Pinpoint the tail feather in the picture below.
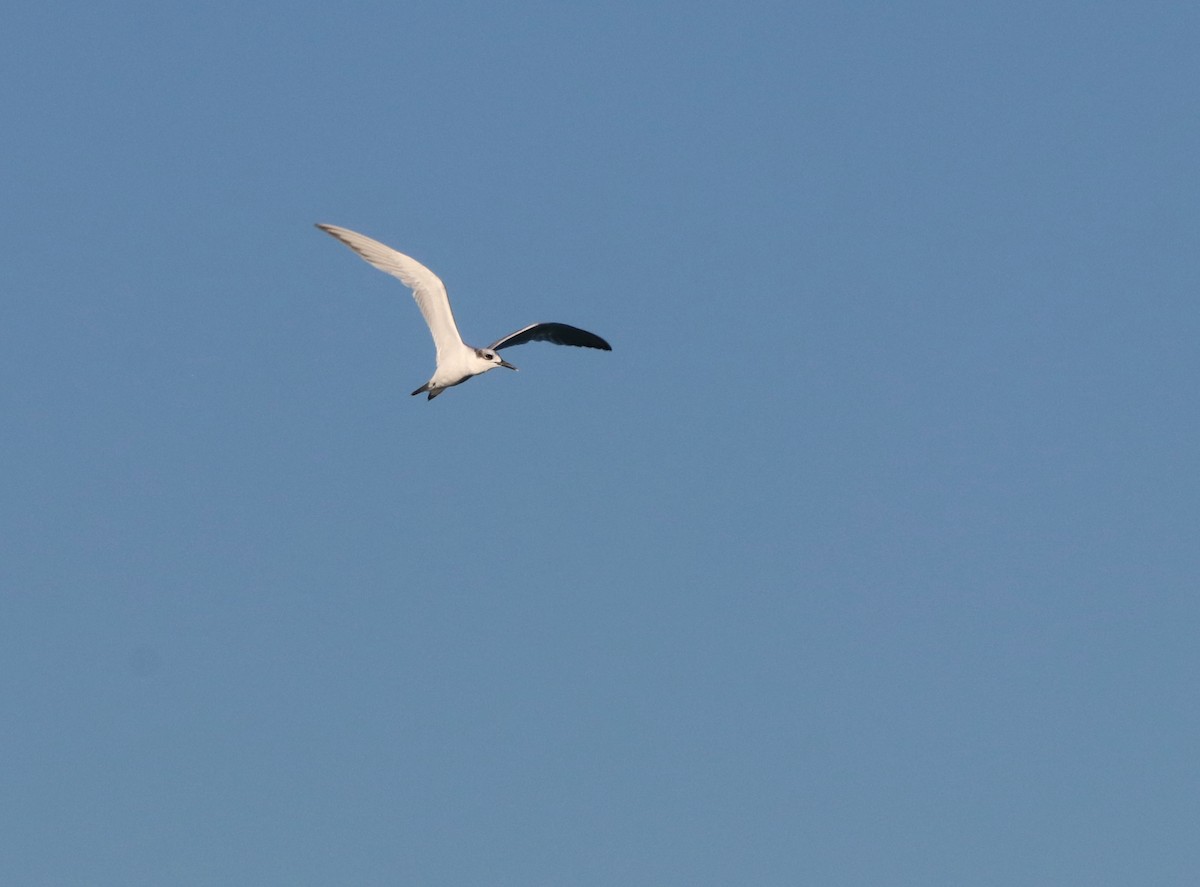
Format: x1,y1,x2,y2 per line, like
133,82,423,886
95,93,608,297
411,381,441,400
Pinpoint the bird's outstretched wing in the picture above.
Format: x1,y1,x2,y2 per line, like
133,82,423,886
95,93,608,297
316,224,465,358
489,322,612,352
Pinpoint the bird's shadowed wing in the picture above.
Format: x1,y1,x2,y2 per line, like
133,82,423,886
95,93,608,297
316,224,465,357
489,322,612,351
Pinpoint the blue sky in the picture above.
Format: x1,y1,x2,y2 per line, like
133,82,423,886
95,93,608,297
3,2,1198,884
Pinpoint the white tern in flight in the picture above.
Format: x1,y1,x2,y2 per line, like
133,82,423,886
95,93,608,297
316,224,611,400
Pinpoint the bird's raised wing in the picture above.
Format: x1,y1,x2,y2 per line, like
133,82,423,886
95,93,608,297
489,322,612,352
316,224,465,357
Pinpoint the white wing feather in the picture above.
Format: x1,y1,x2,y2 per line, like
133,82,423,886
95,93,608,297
316,224,465,358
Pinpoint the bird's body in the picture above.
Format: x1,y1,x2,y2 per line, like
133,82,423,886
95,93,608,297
316,224,611,399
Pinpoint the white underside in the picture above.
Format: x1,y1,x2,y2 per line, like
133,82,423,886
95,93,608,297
428,343,496,391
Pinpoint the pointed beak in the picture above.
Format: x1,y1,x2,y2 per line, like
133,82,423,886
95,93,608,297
499,358,518,370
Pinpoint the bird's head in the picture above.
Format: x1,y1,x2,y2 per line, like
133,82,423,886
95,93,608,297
473,348,518,374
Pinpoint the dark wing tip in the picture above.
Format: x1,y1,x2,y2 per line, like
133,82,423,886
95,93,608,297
559,326,611,350
584,331,613,351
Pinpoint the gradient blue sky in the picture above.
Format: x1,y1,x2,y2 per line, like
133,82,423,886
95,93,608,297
3,2,1198,884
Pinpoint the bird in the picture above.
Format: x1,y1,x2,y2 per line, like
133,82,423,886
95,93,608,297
316,224,612,400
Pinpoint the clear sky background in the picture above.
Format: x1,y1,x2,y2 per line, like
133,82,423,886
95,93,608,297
3,2,1198,884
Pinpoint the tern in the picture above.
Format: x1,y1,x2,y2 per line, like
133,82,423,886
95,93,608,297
316,223,612,400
